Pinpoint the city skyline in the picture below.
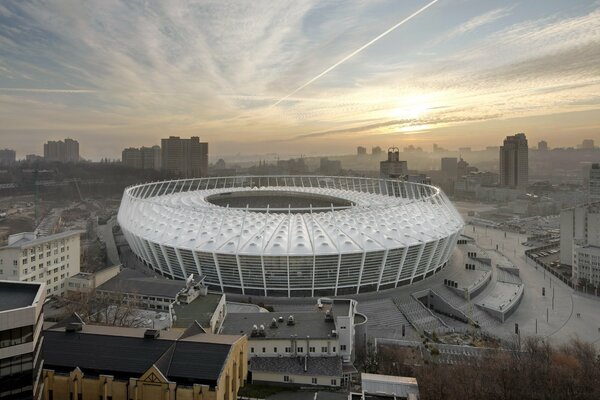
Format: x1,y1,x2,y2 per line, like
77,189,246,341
0,0,599,160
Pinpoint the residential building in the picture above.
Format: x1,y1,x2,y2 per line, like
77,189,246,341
561,201,600,286
380,148,407,179
0,149,16,166
538,140,548,151
42,325,247,400
161,136,208,177
581,139,595,150
589,163,600,202
43,139,79,163
357,146,367,156
121,147,142,169
219,299,366,387
0,231,82,296
499,133,528,190
372,146,383,155
319,158,342,176
441,157,458,180
0,280,46,400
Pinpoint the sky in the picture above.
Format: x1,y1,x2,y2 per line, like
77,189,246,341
0,0,599,160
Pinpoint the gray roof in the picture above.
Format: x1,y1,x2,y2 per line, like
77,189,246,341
2,230,84,249
220,312,336,339
172,293,223,329
251,356,342,377
0,281,42,312
97,268,185,298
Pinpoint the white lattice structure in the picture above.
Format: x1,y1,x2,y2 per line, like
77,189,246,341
117,176,464,297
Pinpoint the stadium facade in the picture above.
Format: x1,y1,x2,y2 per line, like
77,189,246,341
118,176,464,297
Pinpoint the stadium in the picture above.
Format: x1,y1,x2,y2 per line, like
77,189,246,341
117,176,464,297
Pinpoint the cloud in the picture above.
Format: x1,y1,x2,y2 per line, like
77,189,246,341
434,6,513,45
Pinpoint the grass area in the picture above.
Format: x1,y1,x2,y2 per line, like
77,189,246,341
238,384,296,399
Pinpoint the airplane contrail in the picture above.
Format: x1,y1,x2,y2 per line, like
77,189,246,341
272,0,440,107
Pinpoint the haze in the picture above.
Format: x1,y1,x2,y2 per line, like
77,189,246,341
0,0,599,160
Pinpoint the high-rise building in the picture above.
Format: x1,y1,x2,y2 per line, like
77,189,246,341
561,202,600,285
141,145,161,171
122,145,161,170
0,149,16,166
121,147,142,169
380,147,407,179
372,146,382,156
538,140,548,151
357,146,367,155
581,139,595,150
499,133,528,190
161,136,208,177
43,139,79,162
589,163,600,202
0,280,46,400
441,157,458,180
0,230,82,296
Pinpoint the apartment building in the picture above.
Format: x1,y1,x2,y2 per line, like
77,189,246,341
161,136,208,177
0,231,82,296
0,281,46,400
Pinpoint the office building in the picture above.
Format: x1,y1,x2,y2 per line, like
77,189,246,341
589,164,600,202
0,280,45,400
42,325,247,400
0,231,82,296
357,146,367,156
499,133,528,190
380,147,407,179
441,157,458,180
220,299,365,387
161,136,208,177
372,146,383,156
43,139,79,163
0,149,16,166
538,140,548,151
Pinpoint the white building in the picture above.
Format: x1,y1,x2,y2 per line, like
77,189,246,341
0,280,46,400
0,231,82,296
219,299,366,387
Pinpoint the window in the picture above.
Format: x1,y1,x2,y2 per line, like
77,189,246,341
274,347,278,353
332,346,336,353
340,345,347,351
321,346,327,353
309,346,315,353
331,379,337,386
13,260,17,266
250,347,254,353
285,347,291,353
283,376,290,382
0,325,34,348
297,347,303,353
262,347,266,353
312,378,318,385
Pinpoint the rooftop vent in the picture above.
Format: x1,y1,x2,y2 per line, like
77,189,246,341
287,315,295,326
270,318,278,329
278,316,284,323
331,330,337,337
144,329,160,339
325,310,334,322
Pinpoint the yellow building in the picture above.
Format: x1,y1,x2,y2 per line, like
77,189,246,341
41,324,247,400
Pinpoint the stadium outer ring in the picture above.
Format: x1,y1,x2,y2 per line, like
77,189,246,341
117,176,464,297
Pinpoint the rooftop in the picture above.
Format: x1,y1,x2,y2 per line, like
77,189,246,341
97,268,185,298
172,292,223,329
251,356,342,377
0,281,43,312
2,230,84,249
220,311,336,339
43,325,241,386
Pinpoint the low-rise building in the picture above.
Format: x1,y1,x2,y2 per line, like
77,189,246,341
0,231,82,296
219,299,365,387
0,280,46,400
42,325,247,400
66,264,121,294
